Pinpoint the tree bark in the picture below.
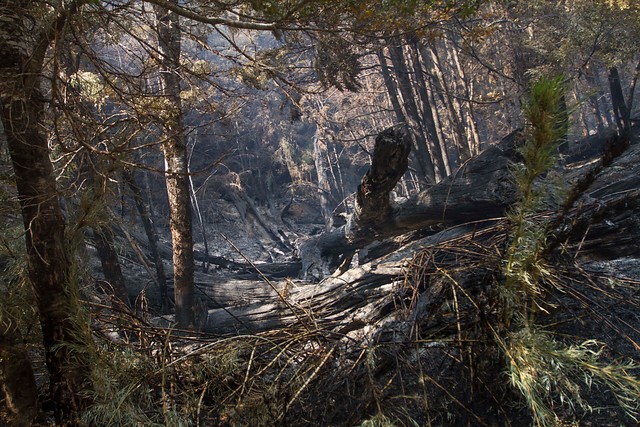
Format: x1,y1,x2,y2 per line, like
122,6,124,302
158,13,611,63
386,41,437,182
609,66,630,136
313,132,334,231
1,64,91,427
378,49,408,125
0,322,38,427
155,1,195,328
0,2,92,424
406,36,449,176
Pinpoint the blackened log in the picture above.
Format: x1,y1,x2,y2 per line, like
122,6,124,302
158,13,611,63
299,129,522,280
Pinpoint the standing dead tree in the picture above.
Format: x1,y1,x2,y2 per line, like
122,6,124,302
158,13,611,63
298,127,521,280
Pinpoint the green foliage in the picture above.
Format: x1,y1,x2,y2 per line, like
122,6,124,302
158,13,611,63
509,0,640,73
359,412,397,427
70,71,107,106
81,344,166,426
502,75,567,328
505,328,640,427
0,224,38,340
498,75,640,425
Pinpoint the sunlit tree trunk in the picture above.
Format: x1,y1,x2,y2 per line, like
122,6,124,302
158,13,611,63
377,49,406,125
154,1,195,328
444,33,481,156
406,37,449,176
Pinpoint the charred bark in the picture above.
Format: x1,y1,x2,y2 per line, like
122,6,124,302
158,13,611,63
182,127,640,354
123,169,169,311
0,322,38,427
608,67,631,136
299,129,521,280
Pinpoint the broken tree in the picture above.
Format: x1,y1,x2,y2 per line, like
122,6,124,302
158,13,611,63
298,126,520,280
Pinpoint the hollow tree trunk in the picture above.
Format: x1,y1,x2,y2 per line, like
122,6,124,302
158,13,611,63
0,3,92,424
155,1,195,328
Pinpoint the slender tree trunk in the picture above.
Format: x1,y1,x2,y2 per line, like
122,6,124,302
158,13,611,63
445,33,481,155
406,37,449,176
123,168,170,313
187,134,210,272
0,3,92,423
386,41,437,182
377,49,406,124
608,66,630,136
425,39,473,162
92,227,130,307
585,72,607,132
313,130,334,231
626,59,640,119
155,1,195,328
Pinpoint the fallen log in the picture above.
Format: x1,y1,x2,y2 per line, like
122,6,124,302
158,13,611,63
298,128,522,280
146,125,640,426
151,125,640,338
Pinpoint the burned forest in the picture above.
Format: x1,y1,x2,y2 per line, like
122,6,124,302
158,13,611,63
1,1,640,426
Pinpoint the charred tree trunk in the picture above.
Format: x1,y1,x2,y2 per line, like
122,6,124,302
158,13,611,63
608,66,630,136
92,227,131,308
299,126,412,278
123,169,169,311
299,129,521,280
0,322,38,427
155,1,195,328
387,41,437,182
0,3,92,424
